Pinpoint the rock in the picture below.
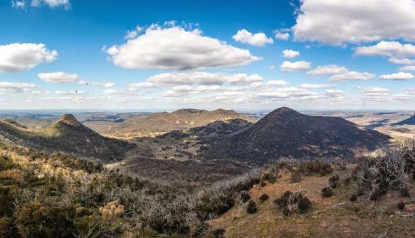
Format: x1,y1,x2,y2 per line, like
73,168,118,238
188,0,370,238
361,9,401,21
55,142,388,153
404,204,415,212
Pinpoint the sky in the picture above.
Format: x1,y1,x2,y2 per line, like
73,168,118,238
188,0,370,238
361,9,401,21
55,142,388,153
1,0,415,111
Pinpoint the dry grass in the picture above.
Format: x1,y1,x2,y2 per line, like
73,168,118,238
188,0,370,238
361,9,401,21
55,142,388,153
209,167,415,238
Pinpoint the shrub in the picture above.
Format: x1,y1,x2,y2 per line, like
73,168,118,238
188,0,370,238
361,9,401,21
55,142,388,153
349,194,357,202
299,160,332,176
75,207,93,217
297,195,312,213
16,203,77,238
0,155,14,171
262,172,277,183
0,217,17,238
210,228,225,238
240,191,250,203
290,169,302,183
370,190,383,201
246,201,257,214
357,147,415,201
274,191,311,216
259,193,269,202
0,186,17,216
195,192,235,221
274,191,292,209
343,177,351,185
329,175,340,188
398,201,405,210
322,186,333,198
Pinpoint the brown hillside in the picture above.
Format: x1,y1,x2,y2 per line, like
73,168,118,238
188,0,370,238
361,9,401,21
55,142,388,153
91,108,256,137
0,114,133,161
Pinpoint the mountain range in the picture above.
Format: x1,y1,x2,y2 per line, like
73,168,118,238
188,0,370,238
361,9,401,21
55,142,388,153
84,108,256,137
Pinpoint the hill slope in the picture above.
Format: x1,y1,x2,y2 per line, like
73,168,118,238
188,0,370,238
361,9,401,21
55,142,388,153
395,113,415,125
160,118,253,141
85,108,256,137
0,114,132,161
205,107,390,163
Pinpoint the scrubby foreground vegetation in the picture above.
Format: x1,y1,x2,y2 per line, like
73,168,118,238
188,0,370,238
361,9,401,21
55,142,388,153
3,141,415,237
0,143,262,238
209,145,415,237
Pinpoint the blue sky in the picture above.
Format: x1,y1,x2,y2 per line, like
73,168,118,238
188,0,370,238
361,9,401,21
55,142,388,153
1,0,415,111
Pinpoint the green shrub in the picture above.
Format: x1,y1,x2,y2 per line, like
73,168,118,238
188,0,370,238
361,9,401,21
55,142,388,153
322,186,333,198
329,175,340,188
274,191,311,216
299,160,332,176
262,172,277,183
246,201,257,214
290,169,302,183
0,186,18,216
259,193,269,202
210,228,225,238
398,201,405,210
16,203,76,238
0,217,18,238
0,155,14,171
240,191,250,203
195,193,235,221
273,191,292,209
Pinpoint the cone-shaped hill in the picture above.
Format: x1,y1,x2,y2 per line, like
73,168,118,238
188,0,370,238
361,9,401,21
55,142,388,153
0,114,132,161
205,107,390,164
395,113,415,126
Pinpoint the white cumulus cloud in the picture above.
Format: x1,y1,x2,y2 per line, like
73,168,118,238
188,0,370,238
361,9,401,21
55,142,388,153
388,58,415,65
38,72,80,83
232,29,273,46
146,72,263,86
0,82,39,94
400,65,415,71
41,0,70,9
301,84,336,89
379,72,414,80
13,0,71,9
0,43,57,72
274,29,290,40
355,41,415,58
280,61,311,72
107,23,260,70
282,49,300,58
11,1,25,8
293,0,415,45
91,82,115,88
125,26,143,39
55,90,84,95
328,71,375,81
307,65,348,75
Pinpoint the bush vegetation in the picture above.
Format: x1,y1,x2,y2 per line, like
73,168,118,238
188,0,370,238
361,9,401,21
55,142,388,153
259,193,269,203
240,190,250,203
354,146,415,201
246,201,257,214
321,186,333,198
273,191,312,216
0,143,262,237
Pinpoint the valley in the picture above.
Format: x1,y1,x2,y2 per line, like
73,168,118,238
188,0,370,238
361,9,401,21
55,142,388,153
1,108,410,186
1,107,415,237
